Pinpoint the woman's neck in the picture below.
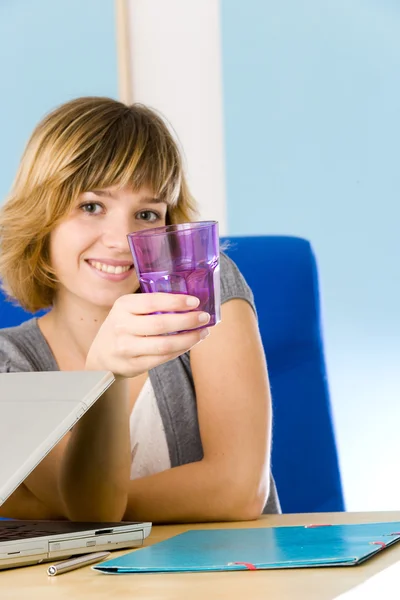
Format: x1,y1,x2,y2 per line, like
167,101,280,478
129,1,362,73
38,294,111,370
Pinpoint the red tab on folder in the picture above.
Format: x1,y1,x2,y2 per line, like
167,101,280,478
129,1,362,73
231,561,257,570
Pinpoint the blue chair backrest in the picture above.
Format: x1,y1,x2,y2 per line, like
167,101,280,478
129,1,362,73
221,235,345,513
0,235,345,513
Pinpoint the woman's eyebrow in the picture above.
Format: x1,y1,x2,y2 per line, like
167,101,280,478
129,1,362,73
139,196,167,205
87,189,113,197
86,190,167,204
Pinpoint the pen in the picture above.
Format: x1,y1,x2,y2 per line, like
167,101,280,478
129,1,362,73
47,551,111,576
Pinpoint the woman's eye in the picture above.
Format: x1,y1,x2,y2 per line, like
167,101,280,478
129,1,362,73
136,210,160,223
79,202,103,215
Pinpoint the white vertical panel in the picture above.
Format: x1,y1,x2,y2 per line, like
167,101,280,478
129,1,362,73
115,0,132,104
126,0,227,232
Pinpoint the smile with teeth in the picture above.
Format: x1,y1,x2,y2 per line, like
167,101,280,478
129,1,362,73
87,260,132,274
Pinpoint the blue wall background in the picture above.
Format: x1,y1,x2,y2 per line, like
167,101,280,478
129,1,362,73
0,0,118,202
221,0,400,510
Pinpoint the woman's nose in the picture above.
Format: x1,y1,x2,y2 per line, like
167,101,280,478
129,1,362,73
102,219,132,252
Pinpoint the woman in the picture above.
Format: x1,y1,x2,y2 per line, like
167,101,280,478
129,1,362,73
0,97,279,523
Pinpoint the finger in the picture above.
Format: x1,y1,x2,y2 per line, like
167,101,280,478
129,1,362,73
117,292,200,315
119,328,210,359
125,310,211,336
141,328,210,357
127,334,209,372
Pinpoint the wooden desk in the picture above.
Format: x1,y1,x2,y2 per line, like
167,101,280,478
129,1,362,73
1,511,400,600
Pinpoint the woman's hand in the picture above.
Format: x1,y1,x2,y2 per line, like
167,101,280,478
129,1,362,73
85,293,210,377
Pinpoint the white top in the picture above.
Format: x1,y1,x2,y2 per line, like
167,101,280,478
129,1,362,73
129,377,171,480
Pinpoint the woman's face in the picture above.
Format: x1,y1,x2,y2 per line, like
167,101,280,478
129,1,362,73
49,185,168,310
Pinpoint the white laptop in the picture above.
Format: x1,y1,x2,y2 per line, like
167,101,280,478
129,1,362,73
0,371,151,570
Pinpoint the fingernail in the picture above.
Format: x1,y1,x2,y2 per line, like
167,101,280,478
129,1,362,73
198,312,210,324
186,296,200,307
200,328,210,340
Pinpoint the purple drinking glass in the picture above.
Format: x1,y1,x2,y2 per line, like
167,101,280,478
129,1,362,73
127,221,220,327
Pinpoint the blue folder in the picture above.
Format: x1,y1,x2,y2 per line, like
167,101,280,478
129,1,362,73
93,522,400,574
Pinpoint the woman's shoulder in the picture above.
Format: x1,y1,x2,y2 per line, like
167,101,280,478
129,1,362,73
0,319,55,372
219,251,255,309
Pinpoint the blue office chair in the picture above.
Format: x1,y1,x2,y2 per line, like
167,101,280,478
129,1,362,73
0,235,345,513
221,235,345,513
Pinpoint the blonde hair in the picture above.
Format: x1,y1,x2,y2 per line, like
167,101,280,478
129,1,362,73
0,97,198,312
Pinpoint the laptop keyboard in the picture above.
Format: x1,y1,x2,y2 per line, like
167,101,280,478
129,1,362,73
0,520,136,543
0,524,56,542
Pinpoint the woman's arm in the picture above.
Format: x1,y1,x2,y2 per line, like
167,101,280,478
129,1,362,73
59,378,131,521
20,380,131,522
124,298,272,523
18,292,209,521
0,482,62,520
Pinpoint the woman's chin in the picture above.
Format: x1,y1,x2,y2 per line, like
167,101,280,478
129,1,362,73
88,287,139,309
